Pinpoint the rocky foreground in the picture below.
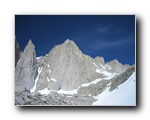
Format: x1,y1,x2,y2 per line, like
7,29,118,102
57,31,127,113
15,91,96,106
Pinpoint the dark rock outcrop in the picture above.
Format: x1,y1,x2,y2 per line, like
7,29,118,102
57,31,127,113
15,39,22,66
109,65,135,91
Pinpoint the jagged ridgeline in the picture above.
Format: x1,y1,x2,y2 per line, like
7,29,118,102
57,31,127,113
15,39,135,105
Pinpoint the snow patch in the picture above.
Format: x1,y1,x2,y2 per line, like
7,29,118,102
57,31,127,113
36,56,42,60
58,89,78,95
96,68,101,73
81,78,102,87
100,64,105,69
57,78,103,95
93,62,99,68
93,62,114,78
50,78,57,82
103,74,116,80
106,64,112,70
101,70,114,77
47,77,50,82
30,67,43,93
38,67,43,73
37,87,50,95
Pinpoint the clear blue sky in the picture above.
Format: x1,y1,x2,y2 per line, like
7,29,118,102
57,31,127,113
15,15,135,65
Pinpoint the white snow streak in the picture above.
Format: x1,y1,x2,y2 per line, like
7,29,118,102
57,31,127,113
30,67,43,93
81,78,102,87
57,78,103,95
50,78,57,82
47,77,50,82
93,62,99,68
58,89,78,95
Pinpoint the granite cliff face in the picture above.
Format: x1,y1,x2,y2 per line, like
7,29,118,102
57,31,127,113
15,39,132,92
36,40,102,91
15,40,38,92
33,39,129,91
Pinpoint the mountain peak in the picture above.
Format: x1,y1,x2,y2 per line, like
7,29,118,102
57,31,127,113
63,39,76,46
15,38,38,92
27,39,34,46
24,39,35,52
61,39,81,53
64,39,72,44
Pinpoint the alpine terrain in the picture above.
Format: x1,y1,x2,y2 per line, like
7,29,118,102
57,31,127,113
15,39,136,106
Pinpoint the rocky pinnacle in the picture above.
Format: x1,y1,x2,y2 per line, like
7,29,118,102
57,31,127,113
15,39,38,92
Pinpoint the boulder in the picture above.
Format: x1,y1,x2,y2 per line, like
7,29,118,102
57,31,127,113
15,96,24,105
47,79,60,90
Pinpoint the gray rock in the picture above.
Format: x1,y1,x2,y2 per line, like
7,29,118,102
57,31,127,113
36,74,48,90
15,39,38,92
106,59,128,73
15,38,22,66
76,80,109,97
15,96,24,105
47,79,60,90
37,39,103,90
32,39,131,91
94,56,105,66
109,65,135,91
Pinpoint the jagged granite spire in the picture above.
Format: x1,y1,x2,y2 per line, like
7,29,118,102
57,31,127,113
15,39,38,92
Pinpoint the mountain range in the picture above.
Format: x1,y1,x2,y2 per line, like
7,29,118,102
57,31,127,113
15,39,135,106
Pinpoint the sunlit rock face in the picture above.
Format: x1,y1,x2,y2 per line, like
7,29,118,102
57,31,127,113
34,39,130,91
15,40,38,92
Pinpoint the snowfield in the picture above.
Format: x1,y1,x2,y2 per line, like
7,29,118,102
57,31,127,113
93,72,136,106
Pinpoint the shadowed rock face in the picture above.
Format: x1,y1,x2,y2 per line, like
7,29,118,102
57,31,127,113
15,40,38,92
109,65,135,92
15,39,22,66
